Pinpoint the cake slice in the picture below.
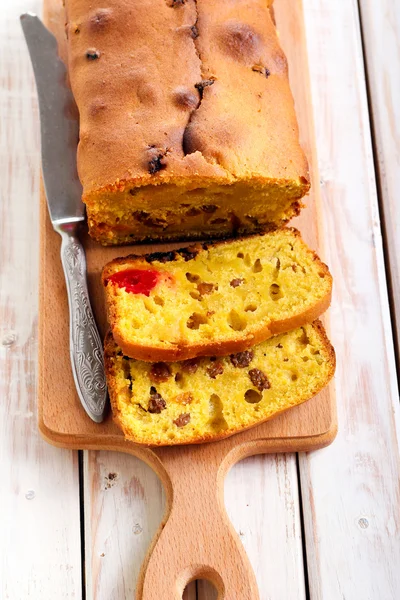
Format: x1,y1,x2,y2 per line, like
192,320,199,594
102,228,332,362
105,321,335,446
65,0,309,245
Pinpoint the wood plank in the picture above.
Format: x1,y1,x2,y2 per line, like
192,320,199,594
83,451,165,599
358,0,400,355
197,455,306,600
0,1,82,597
226,455,306,600
83,453,200,599
299,1,400,598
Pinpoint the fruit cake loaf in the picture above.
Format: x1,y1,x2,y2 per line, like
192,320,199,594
105,321,335,446
65,0,310,245
102,228,332,361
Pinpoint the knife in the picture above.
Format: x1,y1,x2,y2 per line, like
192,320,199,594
21,13,107,423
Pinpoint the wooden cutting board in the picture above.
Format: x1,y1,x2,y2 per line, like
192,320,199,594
39,1,336,598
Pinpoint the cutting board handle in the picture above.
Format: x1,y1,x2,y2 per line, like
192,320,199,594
137,445,259,600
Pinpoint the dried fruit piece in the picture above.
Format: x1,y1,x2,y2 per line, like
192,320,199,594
126,373,133,391
207,361,224,379
210,218,227,225
252,64,271,78
86,48,100,60
173,413,191,427
230,350,254,368
150,362,172,383
182,358,200,374
106,268,160,296
186,207,202,217
148,388,167,413
248,368,271,391
133,211,165,228
201,205,218,213
195,79,215,99
175,392,193,405
230,278,244,288
181,249,198,262
148,154,167,174
197,282,216,295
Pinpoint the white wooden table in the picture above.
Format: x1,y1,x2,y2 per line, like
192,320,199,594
1,1,400,598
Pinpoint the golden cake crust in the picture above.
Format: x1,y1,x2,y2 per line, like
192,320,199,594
66,0,308,191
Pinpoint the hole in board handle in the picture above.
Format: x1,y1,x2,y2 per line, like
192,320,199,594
183,579,218,599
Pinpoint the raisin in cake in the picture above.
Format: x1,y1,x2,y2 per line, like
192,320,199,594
65,0,310,244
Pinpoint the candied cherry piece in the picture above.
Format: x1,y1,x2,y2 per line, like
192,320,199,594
108,269,161,296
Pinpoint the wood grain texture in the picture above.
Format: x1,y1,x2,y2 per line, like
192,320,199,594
358,0,400,355
83,452,165,599
196,581,218,600
84,457,198,599
183,583,198,600
0,1,82,598
299,1,400,598
224,454,306,600
84,451,196,596
83,443,307,599
197,454,307,600
38,0,335,598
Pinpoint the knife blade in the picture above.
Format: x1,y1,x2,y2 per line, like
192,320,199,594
21,13,107,423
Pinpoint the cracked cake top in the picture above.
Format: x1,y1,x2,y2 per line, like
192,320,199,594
65,0,308,195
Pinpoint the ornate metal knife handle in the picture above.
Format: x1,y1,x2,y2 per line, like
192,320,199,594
55,221,107,422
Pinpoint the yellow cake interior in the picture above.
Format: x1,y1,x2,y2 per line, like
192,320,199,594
88,179,306,245
106,322,335,445
104,229,331,356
